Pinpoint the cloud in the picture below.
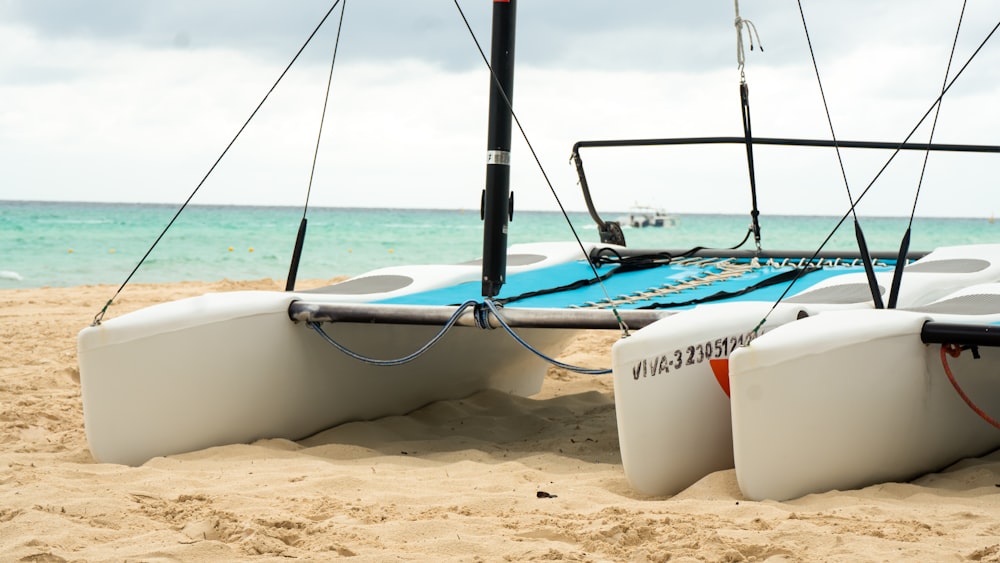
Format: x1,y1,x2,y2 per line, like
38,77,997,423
0,1,749,71
2,1,999,217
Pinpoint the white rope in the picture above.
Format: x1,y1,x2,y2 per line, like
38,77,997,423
734,0,763,80
573,259,762,309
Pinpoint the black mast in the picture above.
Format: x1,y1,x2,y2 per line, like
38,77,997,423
481,0,517,297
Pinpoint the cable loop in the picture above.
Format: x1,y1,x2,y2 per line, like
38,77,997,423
483,299,611,375
307,298,611,375
307,299,478,367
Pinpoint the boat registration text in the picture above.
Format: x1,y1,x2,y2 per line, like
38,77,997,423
630,330,760,381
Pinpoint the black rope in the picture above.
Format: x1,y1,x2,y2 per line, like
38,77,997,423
796,0,883,310
739,82,763,254
493,259,821,312
492,251,819,310
286,0,349,292
727,227,754,252
492,268,619,307
492,251,676,306
93,1,344,325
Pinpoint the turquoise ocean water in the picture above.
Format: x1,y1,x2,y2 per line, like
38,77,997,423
2,200,997,289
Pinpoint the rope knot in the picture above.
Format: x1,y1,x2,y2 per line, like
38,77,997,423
942,343,964,358
734,0,763,78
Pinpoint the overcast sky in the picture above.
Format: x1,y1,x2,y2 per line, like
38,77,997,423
2,1,999,216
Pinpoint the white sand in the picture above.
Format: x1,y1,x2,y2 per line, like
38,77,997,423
3,279,1000,561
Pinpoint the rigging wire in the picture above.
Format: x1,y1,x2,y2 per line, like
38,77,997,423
795,2,854,220
832,19,999,229
909,2,966,223
305,0,347,220
749,13,999,333
734,0,764,255
92,1,344,325
886,0,966,308
286,0,349,291
451,0,631,338
739,83,763,255
796,0,884,310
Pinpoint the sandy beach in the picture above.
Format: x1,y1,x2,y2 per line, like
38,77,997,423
3,279,1000,561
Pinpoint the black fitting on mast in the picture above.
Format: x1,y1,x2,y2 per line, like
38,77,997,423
740,82,762,254
481,0,516,298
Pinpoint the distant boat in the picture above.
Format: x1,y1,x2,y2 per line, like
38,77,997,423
620,205,678,228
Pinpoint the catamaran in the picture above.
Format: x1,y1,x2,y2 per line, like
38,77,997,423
79,0,1000,508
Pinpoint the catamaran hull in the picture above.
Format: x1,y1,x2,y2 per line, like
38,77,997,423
612,302,806,496
611,244,1000,497
78,291,575,466
730,307,1000,501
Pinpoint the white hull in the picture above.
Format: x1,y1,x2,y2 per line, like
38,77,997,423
612,301,804,496
78,242,591,465
730,302,1000,501
79,291,578,466
612,244,1000,496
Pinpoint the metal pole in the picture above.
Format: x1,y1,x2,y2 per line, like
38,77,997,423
481,0,516,297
